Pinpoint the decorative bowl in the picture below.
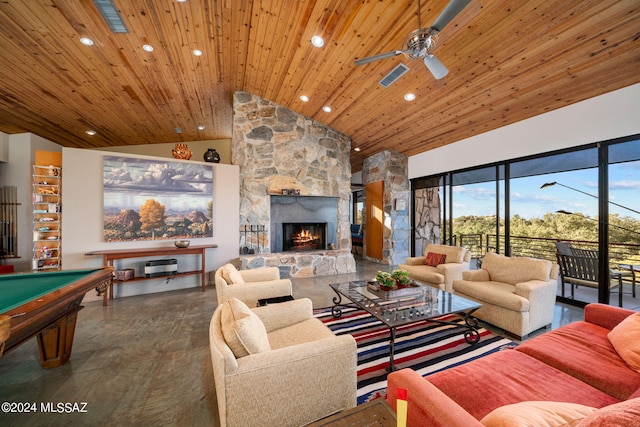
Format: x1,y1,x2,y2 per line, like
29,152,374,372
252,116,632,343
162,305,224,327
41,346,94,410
174,240,190,248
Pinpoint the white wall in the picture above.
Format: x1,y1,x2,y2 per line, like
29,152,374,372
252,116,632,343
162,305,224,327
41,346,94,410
62,147,239,302
408,83,640,179
97,139,232,165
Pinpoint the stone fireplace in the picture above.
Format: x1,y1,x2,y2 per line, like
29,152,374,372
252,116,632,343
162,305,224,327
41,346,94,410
232,91,356,278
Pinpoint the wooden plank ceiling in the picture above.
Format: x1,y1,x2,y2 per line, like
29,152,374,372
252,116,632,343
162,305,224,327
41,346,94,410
0,0,638,172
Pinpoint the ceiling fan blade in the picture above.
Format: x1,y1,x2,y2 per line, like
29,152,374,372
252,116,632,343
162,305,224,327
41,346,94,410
424,54,449,79
430,0,471,32
354,50,404,66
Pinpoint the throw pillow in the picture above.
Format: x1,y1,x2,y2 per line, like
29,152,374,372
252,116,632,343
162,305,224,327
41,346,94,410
425,244,465,263
608,312,640,373
577,397,640,426
225,264,245,284
480,401,597,427
220,297,271,358
424,252,446,267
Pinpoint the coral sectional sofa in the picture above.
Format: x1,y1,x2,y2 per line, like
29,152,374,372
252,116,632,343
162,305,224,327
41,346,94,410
386,303,640,426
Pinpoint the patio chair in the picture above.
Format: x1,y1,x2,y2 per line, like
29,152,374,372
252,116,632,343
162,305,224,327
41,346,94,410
556,244,635,298
554,241,573,255
556,253,623,307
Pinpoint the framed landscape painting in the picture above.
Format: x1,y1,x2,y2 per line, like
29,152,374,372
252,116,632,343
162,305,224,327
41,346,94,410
102,156,213,242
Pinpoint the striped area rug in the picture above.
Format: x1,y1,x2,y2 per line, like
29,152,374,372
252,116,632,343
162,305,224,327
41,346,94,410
314,306,516,405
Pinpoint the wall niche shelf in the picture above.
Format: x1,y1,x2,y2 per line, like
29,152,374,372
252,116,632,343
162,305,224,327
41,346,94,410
32,165,62,271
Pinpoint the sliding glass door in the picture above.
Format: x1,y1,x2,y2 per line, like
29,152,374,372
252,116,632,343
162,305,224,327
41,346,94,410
410,134,640,308
607,139,640,306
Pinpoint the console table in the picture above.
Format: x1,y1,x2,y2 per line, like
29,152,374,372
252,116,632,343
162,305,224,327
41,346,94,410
85,244,217,306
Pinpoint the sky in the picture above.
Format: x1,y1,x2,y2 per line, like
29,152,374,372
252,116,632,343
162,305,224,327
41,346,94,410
451,160,640,221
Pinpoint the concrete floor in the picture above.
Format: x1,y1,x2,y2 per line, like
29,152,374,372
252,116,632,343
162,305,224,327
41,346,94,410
0,258,586,427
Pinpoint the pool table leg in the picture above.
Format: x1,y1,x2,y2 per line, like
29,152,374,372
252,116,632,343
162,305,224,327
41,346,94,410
36,306,82,369
0,315,9,357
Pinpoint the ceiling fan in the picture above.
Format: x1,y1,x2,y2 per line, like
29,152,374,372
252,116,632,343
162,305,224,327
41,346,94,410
354,0,471,80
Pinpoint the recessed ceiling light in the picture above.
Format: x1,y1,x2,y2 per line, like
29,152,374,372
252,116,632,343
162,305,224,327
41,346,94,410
404,93,416,101
311,36,324,48
192,49,203,56
79,37,94,46
85,130,96,136
198,125,205,130
142,44,154,52
300,95,309,102
322,106,332,113
176,0,187,2
354,147,361,152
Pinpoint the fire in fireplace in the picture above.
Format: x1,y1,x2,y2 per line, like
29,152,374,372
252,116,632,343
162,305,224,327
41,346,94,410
282,222,327,252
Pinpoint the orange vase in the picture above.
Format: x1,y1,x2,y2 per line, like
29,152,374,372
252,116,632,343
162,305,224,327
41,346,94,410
172,143,192,160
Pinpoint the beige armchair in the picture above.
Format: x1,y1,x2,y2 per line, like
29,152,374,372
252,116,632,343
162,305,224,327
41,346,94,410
214,264,292,307
399,244,471,293
452,252,559,339
209,297,357,427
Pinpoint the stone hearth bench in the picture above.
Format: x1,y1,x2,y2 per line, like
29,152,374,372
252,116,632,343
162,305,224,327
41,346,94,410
239,249,356,278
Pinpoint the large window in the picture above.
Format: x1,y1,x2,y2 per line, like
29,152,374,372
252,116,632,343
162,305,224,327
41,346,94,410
351,190,364,224
410,134,640,308
450,166,504,262
607,139,640,305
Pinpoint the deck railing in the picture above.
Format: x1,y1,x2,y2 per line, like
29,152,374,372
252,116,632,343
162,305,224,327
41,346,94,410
457,233,640,267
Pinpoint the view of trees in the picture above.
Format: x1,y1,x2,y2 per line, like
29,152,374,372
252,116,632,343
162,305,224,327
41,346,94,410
452,212,640,264
453,213,640,245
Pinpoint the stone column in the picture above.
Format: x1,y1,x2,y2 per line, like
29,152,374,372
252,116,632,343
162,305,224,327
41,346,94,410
414,187,441,256
361,150,410,265
231,91,356,276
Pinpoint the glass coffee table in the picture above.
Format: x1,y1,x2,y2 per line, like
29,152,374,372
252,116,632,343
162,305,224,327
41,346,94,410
329,280,483,371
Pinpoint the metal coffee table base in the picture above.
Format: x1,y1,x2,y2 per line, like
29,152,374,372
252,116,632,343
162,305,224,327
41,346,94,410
330,287,481,372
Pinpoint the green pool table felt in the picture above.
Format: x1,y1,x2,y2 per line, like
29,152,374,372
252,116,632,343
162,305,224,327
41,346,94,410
0,269,102,313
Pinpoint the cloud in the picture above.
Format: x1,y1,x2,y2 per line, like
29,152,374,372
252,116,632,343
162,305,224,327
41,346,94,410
610,180,640,191
452,186,496,200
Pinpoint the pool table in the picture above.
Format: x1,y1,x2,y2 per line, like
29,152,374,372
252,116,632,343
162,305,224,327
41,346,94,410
0,267,112,368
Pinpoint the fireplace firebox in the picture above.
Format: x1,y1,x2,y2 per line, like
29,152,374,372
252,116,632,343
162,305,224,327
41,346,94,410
282,222,327,252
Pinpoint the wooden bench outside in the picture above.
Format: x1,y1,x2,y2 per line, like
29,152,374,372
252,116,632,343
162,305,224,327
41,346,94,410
556,253,623,307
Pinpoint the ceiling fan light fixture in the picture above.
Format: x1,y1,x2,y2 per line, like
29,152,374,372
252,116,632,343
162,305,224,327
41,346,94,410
424,54,449,79
403,29,437,60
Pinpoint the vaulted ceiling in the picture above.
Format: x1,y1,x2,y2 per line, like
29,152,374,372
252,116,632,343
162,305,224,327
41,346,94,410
1,0,638,172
